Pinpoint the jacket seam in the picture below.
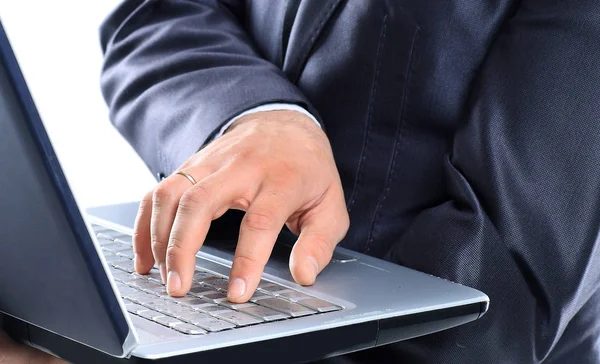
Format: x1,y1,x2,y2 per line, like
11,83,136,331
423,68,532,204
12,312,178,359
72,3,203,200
347,13,388,213
364,24,420,253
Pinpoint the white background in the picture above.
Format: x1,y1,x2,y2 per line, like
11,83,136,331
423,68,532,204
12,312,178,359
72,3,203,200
0,1,156,207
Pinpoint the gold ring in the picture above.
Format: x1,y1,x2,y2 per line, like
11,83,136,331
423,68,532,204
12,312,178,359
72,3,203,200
175,170,197,185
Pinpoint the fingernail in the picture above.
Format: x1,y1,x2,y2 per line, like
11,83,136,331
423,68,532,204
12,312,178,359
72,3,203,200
307,256,319,279
228,278,246,299
159,264,166,284
167,270,182,292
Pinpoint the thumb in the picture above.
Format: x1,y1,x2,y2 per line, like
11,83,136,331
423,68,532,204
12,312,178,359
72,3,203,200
289,191,349,286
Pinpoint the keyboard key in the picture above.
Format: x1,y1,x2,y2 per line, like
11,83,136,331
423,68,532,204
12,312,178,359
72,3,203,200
178,311,211,323
169,296,200,306
172,323,207,335
217,301,257,310
211,309,263,326
141,269,163,284
124,291,149,304
258,285,289,294
137,310,164,321
117,250,135,259
105,253,130,263
96,237,115,246
116,285,137,297
114,236,133,245
97,230,128,240
154,316,183,328
164,305,195,319
102,251,117,258
249,292,272,302
115,260,135,273
134,280,164,292
255,298,316,317
111,270,133,282
189,284,216,297
193,271,217,281
276,290,312,302
125,302,148,314
111,245,133,254
122,276,147,287
195,304,226,313
92,225,111,233
180,297,214,311
105,254,126,263
203,278,229,291
201,275,225,283
295,298,342,313
129,292,158,305
257,280,277,289
202,292,228,302
239,305,290,321
143,300,171,315
148,286,170,298
186,314,235,332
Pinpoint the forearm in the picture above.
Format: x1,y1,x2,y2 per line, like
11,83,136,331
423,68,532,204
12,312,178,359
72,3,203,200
100,0,317,177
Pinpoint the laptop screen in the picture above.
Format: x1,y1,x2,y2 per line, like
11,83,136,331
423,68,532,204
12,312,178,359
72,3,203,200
0,20,133,357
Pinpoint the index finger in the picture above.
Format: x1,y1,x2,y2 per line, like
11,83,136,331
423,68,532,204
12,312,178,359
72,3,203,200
227,188,297,303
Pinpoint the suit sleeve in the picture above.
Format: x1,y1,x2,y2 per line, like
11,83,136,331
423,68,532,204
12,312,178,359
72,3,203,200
383,1,600,362
100,0,317,177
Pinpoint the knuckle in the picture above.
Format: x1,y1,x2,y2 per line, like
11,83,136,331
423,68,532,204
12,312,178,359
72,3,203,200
153,184,175,205
233,148,255,163
150,233,168,251
166,236,195,261
233,254,266,271
165,243,184,261
141,190,153,205
243,209,277,232
178,186,209,213
273,159,296,177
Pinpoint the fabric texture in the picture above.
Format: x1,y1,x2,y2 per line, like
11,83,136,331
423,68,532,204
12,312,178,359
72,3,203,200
100,0,600,362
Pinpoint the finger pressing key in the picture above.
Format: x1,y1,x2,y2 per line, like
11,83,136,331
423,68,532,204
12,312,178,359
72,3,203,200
228,188,297,303
166,170,258,297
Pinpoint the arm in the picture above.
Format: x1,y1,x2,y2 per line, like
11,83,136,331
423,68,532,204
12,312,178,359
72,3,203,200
386,0,600,361
100,1,348,302
100,0,318,177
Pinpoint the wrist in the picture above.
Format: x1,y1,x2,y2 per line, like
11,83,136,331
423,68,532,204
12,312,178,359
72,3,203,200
225,110,321,134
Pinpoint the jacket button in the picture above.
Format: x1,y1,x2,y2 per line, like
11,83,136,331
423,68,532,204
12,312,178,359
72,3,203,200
157,172,166,181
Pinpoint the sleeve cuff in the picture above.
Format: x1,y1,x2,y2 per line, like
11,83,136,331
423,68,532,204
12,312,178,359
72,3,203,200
213,103,321,140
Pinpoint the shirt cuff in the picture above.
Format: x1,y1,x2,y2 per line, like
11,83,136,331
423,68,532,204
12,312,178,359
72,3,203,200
214,103,321,139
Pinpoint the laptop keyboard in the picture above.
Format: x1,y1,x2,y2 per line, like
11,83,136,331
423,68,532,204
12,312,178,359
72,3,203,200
92,224,342,335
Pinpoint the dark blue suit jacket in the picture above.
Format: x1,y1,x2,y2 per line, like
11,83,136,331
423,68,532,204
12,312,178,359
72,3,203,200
100,1,600,362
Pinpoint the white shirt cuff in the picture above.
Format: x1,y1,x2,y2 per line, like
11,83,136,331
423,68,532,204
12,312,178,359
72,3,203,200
215,103,321,139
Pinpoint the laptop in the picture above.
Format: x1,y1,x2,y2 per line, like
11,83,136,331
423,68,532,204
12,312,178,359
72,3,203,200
0,20,489,363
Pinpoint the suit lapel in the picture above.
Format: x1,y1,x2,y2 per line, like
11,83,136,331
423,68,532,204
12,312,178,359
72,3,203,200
282,0,344,83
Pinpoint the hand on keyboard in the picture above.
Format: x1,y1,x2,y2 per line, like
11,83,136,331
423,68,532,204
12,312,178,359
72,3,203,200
132,110,350,302
0,330,65,364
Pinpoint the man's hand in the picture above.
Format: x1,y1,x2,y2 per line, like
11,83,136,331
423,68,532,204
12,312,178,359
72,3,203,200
0,330,65,364
133,110,349,303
